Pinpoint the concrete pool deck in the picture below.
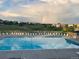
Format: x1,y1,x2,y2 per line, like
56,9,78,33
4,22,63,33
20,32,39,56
0,49,79,59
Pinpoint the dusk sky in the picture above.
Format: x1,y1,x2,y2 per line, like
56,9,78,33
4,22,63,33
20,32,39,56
0,0,79,24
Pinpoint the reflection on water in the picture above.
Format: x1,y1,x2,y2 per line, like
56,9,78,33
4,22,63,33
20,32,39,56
0,36,79,50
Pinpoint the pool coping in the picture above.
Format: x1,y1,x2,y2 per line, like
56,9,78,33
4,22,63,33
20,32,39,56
0,49,79,59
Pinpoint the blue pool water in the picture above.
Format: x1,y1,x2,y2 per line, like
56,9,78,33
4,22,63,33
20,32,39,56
0,36,79,50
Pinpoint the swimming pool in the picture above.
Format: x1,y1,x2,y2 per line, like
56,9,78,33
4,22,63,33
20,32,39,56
0,36,79,50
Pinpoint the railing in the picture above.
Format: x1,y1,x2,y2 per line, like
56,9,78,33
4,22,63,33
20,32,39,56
0,31,78,39
0,31,67,36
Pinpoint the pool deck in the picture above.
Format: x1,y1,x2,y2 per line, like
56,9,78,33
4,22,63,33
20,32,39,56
0,49,79,59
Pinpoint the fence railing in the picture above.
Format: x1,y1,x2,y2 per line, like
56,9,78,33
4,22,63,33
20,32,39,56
0,31,78,39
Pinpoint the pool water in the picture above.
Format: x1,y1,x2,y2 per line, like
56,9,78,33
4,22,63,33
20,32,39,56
0,36,79,50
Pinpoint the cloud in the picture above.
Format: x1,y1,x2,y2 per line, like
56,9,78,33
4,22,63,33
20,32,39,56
0,0,4,4
71,0,79,4
0,11,21,17
41,0,79,4
10,4,60,23
12,0,44,6
0,0,79,24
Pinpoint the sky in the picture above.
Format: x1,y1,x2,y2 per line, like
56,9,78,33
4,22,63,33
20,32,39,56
0,0,79,24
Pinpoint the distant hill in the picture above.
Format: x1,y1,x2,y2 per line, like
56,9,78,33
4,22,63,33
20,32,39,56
0,19,64,32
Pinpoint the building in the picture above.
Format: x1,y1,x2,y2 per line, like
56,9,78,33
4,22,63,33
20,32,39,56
68,24,74,27
56,23,61,28
74,24,79,31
